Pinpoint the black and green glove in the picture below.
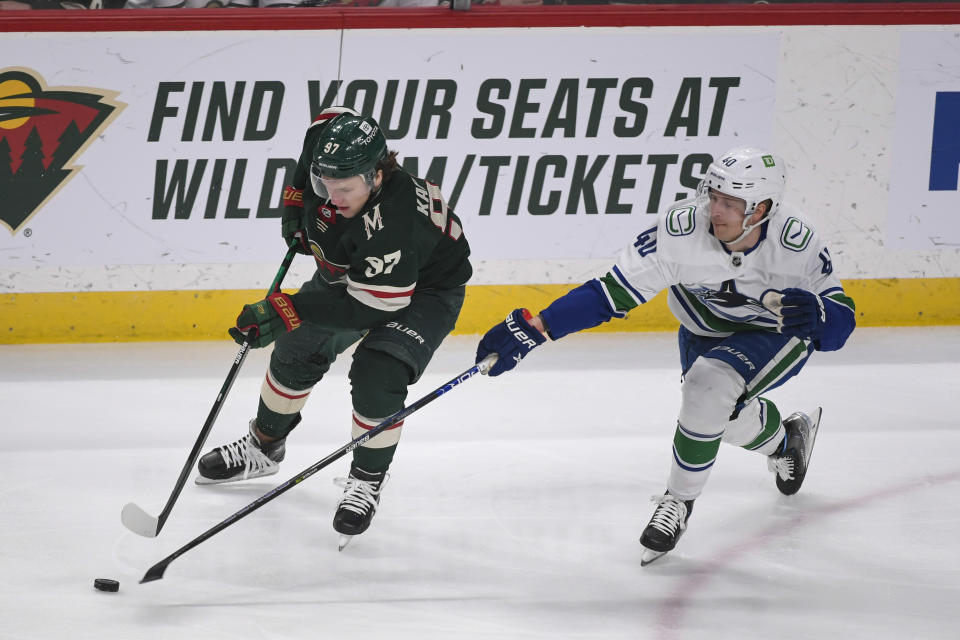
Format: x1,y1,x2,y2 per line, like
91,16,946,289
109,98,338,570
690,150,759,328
229,292,303,348
281,186,310,255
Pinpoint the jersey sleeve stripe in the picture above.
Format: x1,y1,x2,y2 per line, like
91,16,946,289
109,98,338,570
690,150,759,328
824,292,856,312
669,286,716,334
597,283,628,319
611,265,648,305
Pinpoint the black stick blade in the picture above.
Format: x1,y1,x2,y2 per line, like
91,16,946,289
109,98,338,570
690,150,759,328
140,561,170,584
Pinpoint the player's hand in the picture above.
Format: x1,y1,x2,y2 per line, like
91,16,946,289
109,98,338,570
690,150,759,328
476,308,546,377
281,186,310,255
779,288,826,341
229,293,303,348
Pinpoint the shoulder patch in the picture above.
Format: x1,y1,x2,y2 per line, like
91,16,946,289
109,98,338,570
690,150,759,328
665,205,696,237
780,217,812,252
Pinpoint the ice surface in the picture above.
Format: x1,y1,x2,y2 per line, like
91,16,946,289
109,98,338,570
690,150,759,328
1,328,958,639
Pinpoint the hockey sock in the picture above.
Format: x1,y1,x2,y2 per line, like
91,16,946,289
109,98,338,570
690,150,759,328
255,400,301,439
742,397,784,455
352,444,397,474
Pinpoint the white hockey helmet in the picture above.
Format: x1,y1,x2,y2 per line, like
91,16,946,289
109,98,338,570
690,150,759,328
699,147,787,234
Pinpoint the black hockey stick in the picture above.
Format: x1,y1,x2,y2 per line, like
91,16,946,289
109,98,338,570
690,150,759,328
121,244,301,538
140,353,498,583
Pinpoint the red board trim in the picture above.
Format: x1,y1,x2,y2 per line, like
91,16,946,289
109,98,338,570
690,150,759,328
1,4,959,33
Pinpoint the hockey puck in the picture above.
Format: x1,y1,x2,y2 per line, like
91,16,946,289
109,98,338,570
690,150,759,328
93,578,119,592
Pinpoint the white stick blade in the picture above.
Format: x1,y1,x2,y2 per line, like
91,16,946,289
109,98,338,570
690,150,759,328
121,502,160,538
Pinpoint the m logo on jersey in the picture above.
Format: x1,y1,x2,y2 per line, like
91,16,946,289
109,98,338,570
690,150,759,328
0,68,124,234
363,206,384,240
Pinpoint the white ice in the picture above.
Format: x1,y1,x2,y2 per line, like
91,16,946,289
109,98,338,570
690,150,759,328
2,327,958,639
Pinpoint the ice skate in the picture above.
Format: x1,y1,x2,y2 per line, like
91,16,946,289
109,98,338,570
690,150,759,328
333,463,389,550
639,493,694,566
768,407,822,495
195,420,285,485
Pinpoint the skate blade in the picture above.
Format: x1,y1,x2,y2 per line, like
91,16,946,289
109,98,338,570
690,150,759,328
808,406,823,443
640,548,668,567
804,406,823,463
193,468,279,485
337,534,354,551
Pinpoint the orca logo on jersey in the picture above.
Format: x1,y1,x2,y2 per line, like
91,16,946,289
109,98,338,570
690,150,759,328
702,289,767,314
0,68,124,235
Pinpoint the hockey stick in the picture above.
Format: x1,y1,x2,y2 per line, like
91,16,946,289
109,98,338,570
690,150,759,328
140,353,498,583
121,244,301,538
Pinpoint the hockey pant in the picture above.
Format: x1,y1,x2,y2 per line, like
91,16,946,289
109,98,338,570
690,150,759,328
666,327,815,500
256,274,465,472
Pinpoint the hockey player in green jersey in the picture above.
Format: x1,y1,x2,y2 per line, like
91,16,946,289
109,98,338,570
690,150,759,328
475,147,856,566
196,107,472,550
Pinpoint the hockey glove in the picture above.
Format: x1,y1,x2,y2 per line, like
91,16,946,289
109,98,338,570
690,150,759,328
779,288,826,341
229,292,303,349
476,308,546,377
281,186,310,255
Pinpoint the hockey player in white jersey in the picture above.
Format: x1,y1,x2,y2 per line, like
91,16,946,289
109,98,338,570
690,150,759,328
475,147,856,565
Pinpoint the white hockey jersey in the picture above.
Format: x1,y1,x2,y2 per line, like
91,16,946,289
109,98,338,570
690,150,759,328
585,198,853,339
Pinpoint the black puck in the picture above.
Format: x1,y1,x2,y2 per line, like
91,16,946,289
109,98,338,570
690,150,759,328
94,578,120,592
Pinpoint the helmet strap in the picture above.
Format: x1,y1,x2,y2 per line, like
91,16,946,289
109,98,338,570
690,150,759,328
722,204,770,248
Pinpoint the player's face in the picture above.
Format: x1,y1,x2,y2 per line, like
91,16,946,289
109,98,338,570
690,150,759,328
708,189,748,242
320,173,378,218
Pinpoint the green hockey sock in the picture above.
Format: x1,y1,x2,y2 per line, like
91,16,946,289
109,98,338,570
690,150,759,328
255,399,301,439
352,444,397,474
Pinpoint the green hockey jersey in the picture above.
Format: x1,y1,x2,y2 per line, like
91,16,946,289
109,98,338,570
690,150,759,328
283,115,472,331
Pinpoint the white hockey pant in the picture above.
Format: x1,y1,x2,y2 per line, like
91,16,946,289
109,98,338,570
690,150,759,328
667,358,785,500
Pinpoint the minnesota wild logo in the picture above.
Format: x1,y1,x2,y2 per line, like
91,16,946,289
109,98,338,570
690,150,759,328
0,68,124,234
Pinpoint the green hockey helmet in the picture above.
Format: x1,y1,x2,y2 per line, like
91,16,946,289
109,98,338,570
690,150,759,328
309,114,388,198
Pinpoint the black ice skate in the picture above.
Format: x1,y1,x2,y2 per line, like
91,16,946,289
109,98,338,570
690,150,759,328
333,463,389,551
195,420,286,485
639,493,695,566
767,407,822,496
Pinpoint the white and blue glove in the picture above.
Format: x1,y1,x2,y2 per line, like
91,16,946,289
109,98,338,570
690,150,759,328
476,308,547,377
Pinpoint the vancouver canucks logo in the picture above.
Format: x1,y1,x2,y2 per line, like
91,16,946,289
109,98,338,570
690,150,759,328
0,68,124,234
701,289,767,315
689,283,776,324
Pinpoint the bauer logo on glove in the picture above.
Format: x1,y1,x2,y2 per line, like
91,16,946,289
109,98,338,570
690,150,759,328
229,292,303,349
475,308,546,377
505,311,540,349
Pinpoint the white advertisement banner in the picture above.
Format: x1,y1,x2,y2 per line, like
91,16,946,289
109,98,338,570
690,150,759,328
887,30,960,249
0,28,777,277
